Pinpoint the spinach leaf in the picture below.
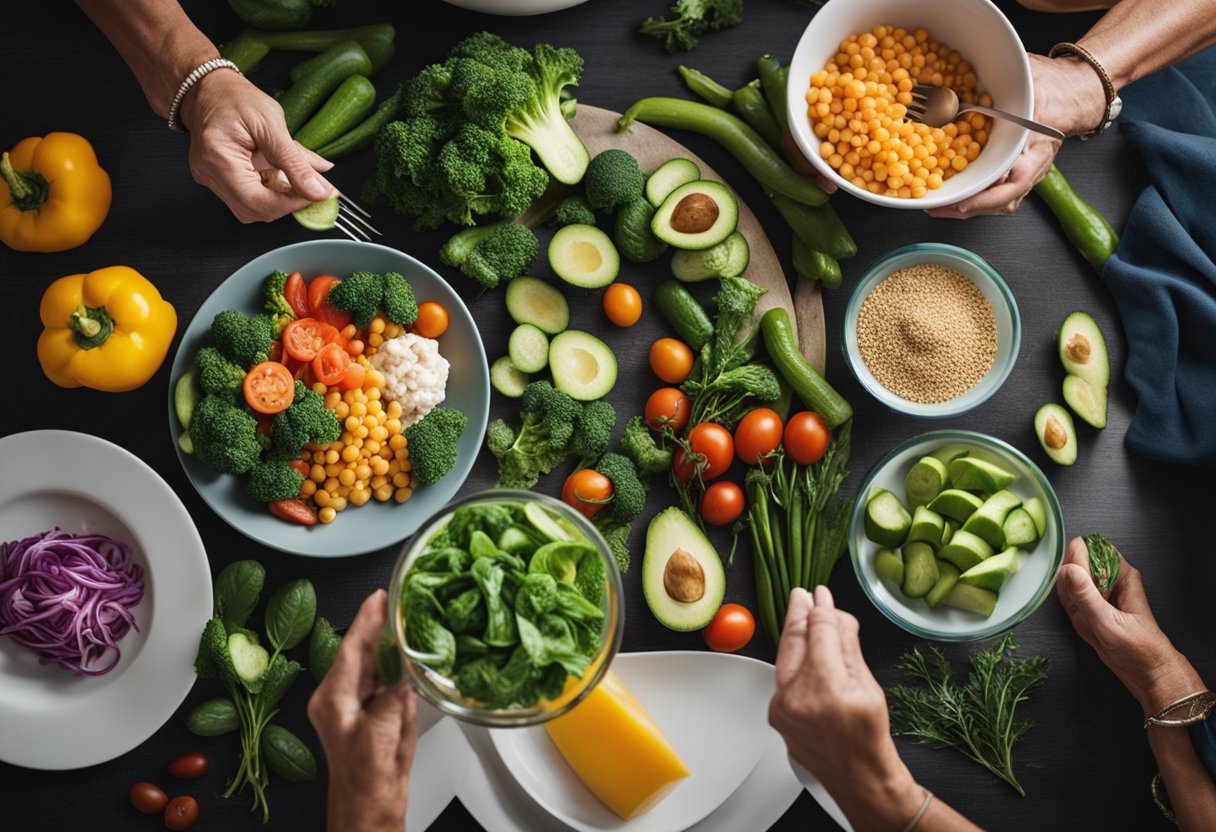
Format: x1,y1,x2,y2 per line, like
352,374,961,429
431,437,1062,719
518,613,590,677
308,618,341,684
265,578,317,653
404,582,457,673
472,557,518,648
261,724,317,782
413,546,472,574
516,572,559,619
554,583,605,622
528,541,595,585
445,588,486,634
213,560,265,629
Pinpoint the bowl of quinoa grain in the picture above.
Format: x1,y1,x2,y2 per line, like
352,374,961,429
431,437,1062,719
843,243,1019,417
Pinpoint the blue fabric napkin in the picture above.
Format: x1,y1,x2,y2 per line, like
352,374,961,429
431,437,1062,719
1192,713,1216,785
1101,48,1216,466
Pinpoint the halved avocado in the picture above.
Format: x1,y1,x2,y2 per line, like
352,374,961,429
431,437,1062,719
549,330,618,401
642,508,725,631
1034,403,1077,466
549,224,620,289
1058,311,1110,389
1063,374,1108,429
651,180,739,251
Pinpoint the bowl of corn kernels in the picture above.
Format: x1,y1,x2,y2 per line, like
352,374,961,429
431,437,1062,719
786,0,1033,209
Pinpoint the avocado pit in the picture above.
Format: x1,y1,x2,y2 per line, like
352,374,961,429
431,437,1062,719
663,548,705,603
670,193,719,234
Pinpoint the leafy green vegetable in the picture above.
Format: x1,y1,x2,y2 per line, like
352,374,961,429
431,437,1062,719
486,380,584,488
260,724,318,783
213,560,266,630
1083,532,1119,595
265,578,317,655
887,633,1049,797
639,0,743,53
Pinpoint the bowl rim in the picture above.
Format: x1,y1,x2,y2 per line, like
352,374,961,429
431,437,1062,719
848,429,1065,642
785,0,1033,209
387,489,625,727
841,242,1021,418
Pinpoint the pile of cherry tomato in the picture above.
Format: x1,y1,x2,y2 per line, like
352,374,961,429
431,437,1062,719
128,752,208,829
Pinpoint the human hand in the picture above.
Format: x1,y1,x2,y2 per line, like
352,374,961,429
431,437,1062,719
308,589,417,832
769,586,924,830
1058,537,1205,715
179,68,334,223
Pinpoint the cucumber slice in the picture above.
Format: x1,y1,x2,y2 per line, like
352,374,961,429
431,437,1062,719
646,158,701,208
1023,497,1048,536
505,276,569,335
929,444,970,468
174,367,199,430
1034,403,1078,466
941,519,957,547
228,632,269,683
959,547,1022,592
874,547,904,585
904,455,948,507
961,490,1022,550
1002,508,1040,549
864,489,912,548
948,457,1016,493
924,561,961,608
651,180,739,250
1058,311,1110,389
292,193,340,231
670,231,750,282
1063,374,1108,429
549,330,618,401
943,583,997,617
508,324,550,374
525,502,573,543
490,356,529,399
928,489,985,523
178,431,194,455
548,224,620,289
938,529,995,572
907,505,946,548
901,542,939,599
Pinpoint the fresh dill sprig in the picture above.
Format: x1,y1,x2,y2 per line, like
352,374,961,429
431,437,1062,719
1083,532,1120,596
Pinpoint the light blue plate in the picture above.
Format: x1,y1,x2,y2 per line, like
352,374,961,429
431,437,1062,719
167,240,489,558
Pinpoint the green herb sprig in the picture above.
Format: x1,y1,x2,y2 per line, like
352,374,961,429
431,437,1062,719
1083,532,1120,596
887,633,1049,797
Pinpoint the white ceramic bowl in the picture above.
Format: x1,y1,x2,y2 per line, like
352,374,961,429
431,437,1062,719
842,243,1021,418
787,0,1032,209
440,0,589,14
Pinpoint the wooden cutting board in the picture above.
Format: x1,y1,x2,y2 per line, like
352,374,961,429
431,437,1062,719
571,105,827,374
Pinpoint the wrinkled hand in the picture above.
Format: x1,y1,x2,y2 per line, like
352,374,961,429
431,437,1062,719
1058,537,1205,715
308,589,417,832
179,68,334,223
769,587,924,830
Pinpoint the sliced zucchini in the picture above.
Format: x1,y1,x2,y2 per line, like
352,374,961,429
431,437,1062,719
646,158,701,208
505,276,569,335
652,180,739,250
548,224,620,289
904,455,948,508
508,324,550,374
490,356,529,399
864,489,911,548
670,231,750,282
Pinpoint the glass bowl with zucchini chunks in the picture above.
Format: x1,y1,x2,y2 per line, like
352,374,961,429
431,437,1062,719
383,490,624,726
849,431,1063,641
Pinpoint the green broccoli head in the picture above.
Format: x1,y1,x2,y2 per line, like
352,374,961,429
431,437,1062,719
194,616,236,683
584,149,646,211
268,381,342,462
328,271,383,329
194,346,246,402
620,415,674,476
190,394,262,475
246,459,305,503
502,42,589,185
404,407,469,485
263,271,296,337
545,196,596,229
211,309,273,369
488,381,582,489
570,399,617,464
595,452,646,526
440,221,539,292
485,419,517,457
521,380,581,446
599,523,632,573
379,272,418,326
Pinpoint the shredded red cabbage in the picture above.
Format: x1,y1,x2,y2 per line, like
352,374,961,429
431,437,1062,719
0,528,144,676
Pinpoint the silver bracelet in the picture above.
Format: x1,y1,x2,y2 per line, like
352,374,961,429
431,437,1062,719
166,58,240,133
901,788,934,832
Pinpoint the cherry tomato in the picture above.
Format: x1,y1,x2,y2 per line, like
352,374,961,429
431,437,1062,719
307,275,353,331
345,338,365,357
645,387,690,433
129,781,168,814
734,408,783,466
701,481,745,526
703,603,756,652
282,318,342,362
415,302,450,338
287,459,311,478
602,283,642,327
268,499,318,525
243,362,295,415
649,338,694,384
339,362,366,392
561,469,613,519
313,342,351,386
163,795,199,831
673,422,734,482
284,271,310,318
784,411,831,465
167,752,208,779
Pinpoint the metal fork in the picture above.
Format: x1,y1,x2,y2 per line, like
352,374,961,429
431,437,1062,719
333,192,382,242
906,84,1064,140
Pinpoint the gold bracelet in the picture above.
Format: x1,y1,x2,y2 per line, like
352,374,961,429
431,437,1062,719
1143,690,1216,729
901,788,934,832
1048,41,1121,139
1151,772,1179,827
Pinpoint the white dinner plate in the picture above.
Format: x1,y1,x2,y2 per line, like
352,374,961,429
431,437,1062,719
440,0,590,15
486,651,780,832
0,430,213,769
406,701,473,831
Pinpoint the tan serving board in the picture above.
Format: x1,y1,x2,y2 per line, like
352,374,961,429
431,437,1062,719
571,105,827,374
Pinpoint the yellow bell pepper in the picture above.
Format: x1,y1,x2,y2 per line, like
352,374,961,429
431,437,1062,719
0,132,112,253
38,266,177,392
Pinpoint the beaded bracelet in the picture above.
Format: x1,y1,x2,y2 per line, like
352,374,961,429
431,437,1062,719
166,58,241,133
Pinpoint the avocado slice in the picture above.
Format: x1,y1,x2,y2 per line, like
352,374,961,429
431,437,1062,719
959,547,1022,592
938,529,994,572
642,508,725,631
948,457,1016,493
928,444,970,468
900,542,939,599
1022,497,1048,536
907,505,946,549
1063,374,1108,429
1058,311,1110,389
904,455,949,508
646,157,701,208
549,330,618,401
874,547,904,585
1002,508,1040,549
924,560,961,608
1034,403,1078,466
651,180,739,250
928,489,985,523
961,490,1022,550
549,224,620,289
943,583,998,617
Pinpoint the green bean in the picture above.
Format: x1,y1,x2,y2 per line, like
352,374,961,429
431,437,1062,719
768,190,857,260
678,65,734,109
792,235,842,289
619,97,828,206
757,55,790,135
730,80,783,149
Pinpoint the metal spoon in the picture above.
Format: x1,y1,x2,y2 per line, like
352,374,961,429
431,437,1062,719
907,84,1064,140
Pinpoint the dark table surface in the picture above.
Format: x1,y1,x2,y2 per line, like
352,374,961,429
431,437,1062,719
2,0,1212,829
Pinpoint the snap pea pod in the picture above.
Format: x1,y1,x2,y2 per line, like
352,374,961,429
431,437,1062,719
760,307,852,427
276,41,372,133
731,80,783,149
619,97,828,206
294,74,377,150
757,55,790,135
1033,164,1119,274
678,65,734,109
792,235,842,289
768,190,856,260
315,90,402,160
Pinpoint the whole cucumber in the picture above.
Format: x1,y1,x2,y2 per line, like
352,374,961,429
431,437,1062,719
295,75,377,150
315,92,402,160
768,191,857,260
277,41,372,133
1033,164,1119,274
791,236,842,289
185,697,240,737
760,307,852,427
654,281,714,350
227,0,311,31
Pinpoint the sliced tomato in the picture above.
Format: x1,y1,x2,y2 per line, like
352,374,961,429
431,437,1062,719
268,499,317,525
308,275,353,330
244,361,296,414
285,271,310,318
340,362,366,392
282,318,341,362
268,340,283,363
313,342,351,386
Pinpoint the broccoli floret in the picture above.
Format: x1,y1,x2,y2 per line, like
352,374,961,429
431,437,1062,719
620,415,673,476
194,616,236,684
501,42,589,185
639,0,743,53
599,524,632,573
488,380,582,489
211,309,273,369
559,87,577,120
379,272,418,326
584,149,646,211
545,196,596,229
596,452,646,526
268,381,342,461
328,271,383,328
404,407,469,485
190,395,262,475
263,270,296,337
570,400,616,467
246,459,305,503
194,346,246,402
440,221,539,292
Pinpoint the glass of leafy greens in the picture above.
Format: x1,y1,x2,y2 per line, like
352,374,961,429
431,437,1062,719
385,490,624,726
